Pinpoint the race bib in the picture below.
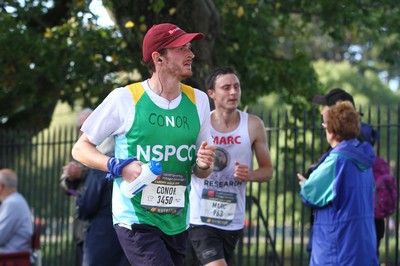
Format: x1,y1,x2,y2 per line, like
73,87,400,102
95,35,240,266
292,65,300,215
141,172,186,214
200,189,237,226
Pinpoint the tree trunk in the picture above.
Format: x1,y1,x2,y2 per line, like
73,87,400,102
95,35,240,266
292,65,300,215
105,0,221,90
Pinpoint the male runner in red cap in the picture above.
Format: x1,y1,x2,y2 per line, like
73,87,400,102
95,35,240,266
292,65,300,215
72,23,216,266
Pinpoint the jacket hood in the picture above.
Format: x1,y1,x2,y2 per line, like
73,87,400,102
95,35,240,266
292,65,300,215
332,139,375,170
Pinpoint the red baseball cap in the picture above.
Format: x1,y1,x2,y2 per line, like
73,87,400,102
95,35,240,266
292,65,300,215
142,23,205,63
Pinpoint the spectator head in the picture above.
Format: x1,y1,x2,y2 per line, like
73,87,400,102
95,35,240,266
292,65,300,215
76,108,93,133
324,101,361,143
313,88,363,119
312,88,355,107
0,168,18,200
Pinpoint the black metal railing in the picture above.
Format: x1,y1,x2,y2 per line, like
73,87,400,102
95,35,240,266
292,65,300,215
1,105,398,266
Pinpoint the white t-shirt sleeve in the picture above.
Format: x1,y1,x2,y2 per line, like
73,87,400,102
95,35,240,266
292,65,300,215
194,89,213,147
81,87,135,146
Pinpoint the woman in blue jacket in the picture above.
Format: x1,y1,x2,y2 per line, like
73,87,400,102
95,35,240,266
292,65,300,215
297,101,379,266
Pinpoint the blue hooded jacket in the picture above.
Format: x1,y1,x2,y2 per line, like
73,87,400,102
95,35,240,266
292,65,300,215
300,139,379,266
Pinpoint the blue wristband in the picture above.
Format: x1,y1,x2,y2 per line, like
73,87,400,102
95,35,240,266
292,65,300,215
106,157,138,180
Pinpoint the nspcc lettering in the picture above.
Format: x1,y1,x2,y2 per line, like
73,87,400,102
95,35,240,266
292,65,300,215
137,144,196,162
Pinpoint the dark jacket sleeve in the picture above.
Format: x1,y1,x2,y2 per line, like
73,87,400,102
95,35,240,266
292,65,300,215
76,168,109,220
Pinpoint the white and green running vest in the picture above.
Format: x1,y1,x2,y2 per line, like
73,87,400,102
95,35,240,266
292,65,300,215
113,82,200,235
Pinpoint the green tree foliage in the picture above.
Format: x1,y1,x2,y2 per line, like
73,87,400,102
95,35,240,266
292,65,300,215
285,0,400,93
1,0,399,131
0,0,133,131
313,60,400,107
